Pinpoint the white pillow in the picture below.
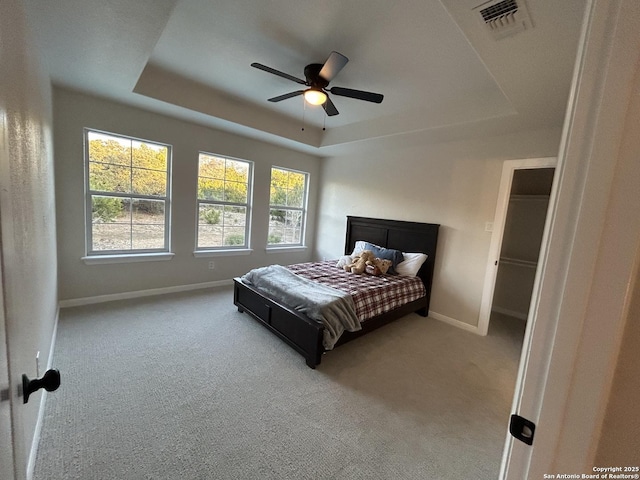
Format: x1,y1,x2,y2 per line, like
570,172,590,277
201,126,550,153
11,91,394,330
396,252,428,276
350,240,367,256
335,255,353,268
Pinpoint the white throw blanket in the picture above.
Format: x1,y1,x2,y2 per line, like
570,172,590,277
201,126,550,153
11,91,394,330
242,264,360,349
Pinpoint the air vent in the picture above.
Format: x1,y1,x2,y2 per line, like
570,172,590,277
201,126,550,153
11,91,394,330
474,0,532,40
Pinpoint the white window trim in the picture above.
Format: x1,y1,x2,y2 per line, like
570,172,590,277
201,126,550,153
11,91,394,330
265,246,308,254
83,128,172,257
192,249,253,258
268,166,309,247
82,253,175,265
195,152,253,251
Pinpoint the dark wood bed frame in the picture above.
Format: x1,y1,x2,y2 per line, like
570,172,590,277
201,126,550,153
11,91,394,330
233,216,440,368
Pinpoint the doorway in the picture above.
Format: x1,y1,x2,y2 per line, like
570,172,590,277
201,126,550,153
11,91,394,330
478,158,557,336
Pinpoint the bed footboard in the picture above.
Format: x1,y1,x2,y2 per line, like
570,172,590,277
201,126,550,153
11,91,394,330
233,278,325,368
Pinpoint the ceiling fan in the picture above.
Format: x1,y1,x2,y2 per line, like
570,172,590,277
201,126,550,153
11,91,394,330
251,51,383,116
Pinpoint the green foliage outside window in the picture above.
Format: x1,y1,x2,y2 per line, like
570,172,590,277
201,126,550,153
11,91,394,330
89,136,168,218
202,208,221,225
196,154,251,249
86,130,170,253
269,168,305,208
268,167,307,245
92,196,123,223
198,155,248,203
88,139,168,196
224,233,245,246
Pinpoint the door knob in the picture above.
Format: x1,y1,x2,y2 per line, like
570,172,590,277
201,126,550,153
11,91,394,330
22,369,61,404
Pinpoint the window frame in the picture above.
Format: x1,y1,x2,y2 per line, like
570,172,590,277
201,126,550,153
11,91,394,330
267,166,309,248
195,152,254,252
83,128,172,257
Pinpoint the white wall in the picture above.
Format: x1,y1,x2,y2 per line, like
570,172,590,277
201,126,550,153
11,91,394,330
0,1,58,478
54,88,322,301
315,128,562,327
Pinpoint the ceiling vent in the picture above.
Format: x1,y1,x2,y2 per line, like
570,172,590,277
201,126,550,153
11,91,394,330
474,0,533,40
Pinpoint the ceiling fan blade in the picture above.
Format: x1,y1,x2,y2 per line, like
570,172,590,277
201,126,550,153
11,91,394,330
323,96,339,116
268,91,305,102
318,51,349,83
251,63,306,85
329,86,384,104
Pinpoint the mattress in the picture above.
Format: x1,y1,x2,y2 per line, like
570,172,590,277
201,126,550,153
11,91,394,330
286,260,427,322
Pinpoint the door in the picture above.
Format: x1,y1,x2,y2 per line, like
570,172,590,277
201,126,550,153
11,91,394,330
478,158,556,336
501,0,640,475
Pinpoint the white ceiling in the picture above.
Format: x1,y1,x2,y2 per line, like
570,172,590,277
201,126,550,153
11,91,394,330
24,0,587,156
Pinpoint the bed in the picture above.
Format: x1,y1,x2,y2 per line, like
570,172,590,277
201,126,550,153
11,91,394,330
233,216,440,368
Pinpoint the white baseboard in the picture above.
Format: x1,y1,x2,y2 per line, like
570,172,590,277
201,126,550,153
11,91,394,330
27,306,60,480
491,306,528,321
429,311,481,334
59,279,233,308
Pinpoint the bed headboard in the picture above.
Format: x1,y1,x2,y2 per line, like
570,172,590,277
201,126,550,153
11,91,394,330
344,216,440,308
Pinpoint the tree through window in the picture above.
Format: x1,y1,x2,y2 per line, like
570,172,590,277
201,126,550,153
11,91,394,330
196,153,252,249
268,167,308,246
85,129,171,254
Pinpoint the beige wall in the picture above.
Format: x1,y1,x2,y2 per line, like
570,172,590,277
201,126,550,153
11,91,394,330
315,128,562,327
595,260,640,464
594,70,640,465
54,88,322,301
0,1,58,478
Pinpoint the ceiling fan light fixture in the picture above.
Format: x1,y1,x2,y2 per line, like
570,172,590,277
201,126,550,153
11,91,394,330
304,89,327,106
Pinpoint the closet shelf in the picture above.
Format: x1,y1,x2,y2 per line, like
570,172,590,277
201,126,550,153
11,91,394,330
499,256,538,268
509,194,550,201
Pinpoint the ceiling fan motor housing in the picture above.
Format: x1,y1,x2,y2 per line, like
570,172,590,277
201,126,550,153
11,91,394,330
304,64,329,88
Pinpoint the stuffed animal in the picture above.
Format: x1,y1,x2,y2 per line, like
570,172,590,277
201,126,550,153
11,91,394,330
344,250,375,274
366,258,393,276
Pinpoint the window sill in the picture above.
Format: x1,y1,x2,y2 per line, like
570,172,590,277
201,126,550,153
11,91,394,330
193,249,253,258
82,253,175,265
266,246,308,254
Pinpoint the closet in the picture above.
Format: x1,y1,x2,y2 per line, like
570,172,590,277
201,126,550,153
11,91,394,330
491,168,555,321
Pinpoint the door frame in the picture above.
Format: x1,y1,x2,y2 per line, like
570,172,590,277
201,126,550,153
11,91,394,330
478,157,556,336
1,224,16,480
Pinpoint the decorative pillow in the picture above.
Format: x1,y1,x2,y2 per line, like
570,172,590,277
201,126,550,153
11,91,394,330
350,241,366,256
396,252,428,277
335,255,353,268
363,242,404,274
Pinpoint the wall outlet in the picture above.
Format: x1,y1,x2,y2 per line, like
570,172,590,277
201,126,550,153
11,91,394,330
208,261,215,270
485,222,494,232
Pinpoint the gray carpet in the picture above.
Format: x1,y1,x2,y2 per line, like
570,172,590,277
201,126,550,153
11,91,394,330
33,287,523,480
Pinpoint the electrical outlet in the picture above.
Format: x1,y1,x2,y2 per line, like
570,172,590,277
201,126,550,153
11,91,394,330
485,222,494,232
208,261,215,270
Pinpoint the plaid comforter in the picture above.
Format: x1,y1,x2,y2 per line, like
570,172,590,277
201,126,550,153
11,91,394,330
286,260,426,322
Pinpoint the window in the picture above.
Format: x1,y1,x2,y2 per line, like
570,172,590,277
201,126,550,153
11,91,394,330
196,153,252,249
85,129,171,255
268,167,309,246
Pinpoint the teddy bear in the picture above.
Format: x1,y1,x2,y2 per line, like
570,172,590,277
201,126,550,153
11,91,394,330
365,257,393,276
343,250,375,274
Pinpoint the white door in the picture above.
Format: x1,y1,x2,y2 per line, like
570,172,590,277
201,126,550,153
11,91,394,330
501,0,640,475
